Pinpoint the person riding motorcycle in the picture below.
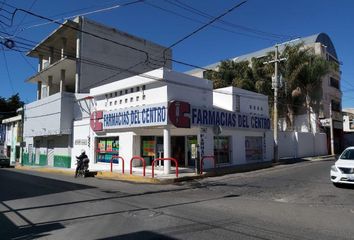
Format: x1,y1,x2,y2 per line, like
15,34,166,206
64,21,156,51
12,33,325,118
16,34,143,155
75,149,89,177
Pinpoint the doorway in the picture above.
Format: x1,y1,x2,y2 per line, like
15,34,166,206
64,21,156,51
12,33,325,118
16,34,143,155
171,136,185,166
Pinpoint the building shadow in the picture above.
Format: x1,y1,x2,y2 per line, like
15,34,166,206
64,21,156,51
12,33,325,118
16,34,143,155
0,209,65,240
0,169,95,202
98,231,178,240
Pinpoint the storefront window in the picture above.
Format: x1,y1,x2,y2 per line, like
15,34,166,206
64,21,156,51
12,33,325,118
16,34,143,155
245,136,263,161
214,136,230,164
96,137,119,163
141,136,161,165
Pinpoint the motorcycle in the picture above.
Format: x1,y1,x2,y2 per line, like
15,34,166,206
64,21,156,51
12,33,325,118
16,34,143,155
75,157,90,178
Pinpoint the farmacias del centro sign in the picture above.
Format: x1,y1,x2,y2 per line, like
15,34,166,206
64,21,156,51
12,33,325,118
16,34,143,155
90,101,271,132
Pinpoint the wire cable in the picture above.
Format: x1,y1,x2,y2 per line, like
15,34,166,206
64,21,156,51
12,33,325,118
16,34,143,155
1,45,15,93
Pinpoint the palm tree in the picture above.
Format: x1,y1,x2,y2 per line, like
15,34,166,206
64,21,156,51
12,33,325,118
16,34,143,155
280,43,332,132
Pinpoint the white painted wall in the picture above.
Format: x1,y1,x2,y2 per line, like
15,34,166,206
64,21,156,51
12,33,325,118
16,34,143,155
278,131,327,158
79,18,172,93
24,92,75,137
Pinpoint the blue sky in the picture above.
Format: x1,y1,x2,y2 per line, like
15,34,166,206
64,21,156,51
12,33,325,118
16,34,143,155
0,0,353,108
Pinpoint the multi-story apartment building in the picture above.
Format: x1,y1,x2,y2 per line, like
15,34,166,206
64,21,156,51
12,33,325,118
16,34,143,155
22,16,172,168
187,33,342,153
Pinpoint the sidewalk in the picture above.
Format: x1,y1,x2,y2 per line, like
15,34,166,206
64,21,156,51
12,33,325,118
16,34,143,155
15,155,335,184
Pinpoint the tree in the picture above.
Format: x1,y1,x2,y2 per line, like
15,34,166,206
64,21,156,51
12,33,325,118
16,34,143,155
0,93,24,121
279,43,332,131
204,42,333,132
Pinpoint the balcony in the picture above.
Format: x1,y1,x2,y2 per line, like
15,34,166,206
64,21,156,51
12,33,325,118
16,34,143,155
26,57,77,97
23,92,75,137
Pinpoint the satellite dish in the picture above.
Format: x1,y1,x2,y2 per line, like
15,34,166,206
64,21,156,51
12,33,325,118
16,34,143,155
213,125,222,136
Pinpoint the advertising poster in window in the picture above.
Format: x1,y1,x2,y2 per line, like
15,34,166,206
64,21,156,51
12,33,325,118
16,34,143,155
143,140,155,157
98,139,106,152
245,136,263,161
106,140,113,152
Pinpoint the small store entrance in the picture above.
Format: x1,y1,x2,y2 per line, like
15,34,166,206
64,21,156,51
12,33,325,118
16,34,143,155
171,136,185,166
140,135,197,167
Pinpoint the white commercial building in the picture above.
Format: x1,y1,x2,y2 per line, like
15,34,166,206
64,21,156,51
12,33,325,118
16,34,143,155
22,17,172,168
72,68,273,174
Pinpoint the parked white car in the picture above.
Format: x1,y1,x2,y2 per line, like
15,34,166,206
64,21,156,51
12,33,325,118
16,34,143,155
330,147,354,186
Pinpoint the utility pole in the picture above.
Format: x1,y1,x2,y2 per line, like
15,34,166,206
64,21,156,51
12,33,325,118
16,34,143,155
264,44,286,162
329,102,335,155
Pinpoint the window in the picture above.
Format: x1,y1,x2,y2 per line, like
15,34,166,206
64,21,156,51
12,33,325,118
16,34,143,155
115,92,118,97
125,89,128,94
109,102,112,106
125,99,128,103
214,136,230,164
245,136,263,161
96,137,119,163
136,86,140,91
130,97,133,102
119,99,122,104
114,100,117,105
330,77,340,89
110,93,113,98
142,85,146,91
120,90,123,95
136,96,139,101
131,88,134,93
142,95,146,100
331,100,341,112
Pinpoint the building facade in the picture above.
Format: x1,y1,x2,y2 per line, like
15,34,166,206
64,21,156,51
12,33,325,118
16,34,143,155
2,115,22,166
187,33,342,153
23,17,172,168
71,68,273,174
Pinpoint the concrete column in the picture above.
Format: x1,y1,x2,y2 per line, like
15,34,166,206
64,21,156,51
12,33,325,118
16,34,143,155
75,33,80,93
38,55,43,72
61,38,67,59
37,81,42,100
163,126,171,174
48,76,53,96
60,69,65,92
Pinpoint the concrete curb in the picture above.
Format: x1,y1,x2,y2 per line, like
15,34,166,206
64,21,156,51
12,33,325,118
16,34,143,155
16,165,75,176
15,155,334,184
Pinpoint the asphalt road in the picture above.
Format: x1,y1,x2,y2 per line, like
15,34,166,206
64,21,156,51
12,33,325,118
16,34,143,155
1,159,354,240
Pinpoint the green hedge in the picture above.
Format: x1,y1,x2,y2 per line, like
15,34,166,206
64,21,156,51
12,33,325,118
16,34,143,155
54,155,71,168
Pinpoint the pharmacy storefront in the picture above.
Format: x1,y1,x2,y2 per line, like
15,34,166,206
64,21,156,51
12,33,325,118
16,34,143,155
75,99,273,173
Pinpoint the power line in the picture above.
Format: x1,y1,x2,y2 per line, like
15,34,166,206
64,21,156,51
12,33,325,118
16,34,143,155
166,0,294,40
1,45,15,93
10,0,145,37
164,1,247,52
11,0,37,36
144,1,275,42
1,1,152,62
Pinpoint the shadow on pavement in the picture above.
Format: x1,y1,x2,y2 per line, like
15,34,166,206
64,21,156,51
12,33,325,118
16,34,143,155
0,169,95,202
98,231,178,240
0,213,65,240
0,169,96,239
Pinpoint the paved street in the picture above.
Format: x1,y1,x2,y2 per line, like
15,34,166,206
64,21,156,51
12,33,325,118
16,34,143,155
1,159,354,240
